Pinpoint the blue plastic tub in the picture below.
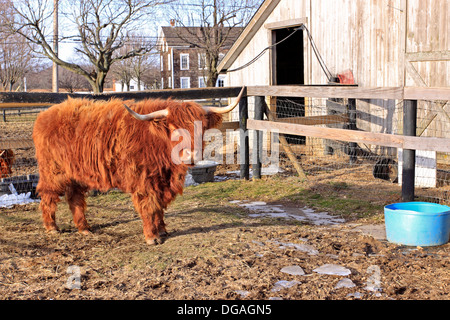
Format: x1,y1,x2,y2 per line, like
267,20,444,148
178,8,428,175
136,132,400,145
384,202,450,246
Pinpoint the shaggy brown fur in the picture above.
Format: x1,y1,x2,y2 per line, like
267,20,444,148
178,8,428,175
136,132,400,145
33,97,222,244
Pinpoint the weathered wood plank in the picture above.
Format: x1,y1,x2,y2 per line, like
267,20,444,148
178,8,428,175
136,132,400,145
0,103,53,108
247,85,404,100
404,87,450,101
275,114,349,126
219,121,240,131
248,119,450,153
406,51,450,62
247,85,450,101
264,17,308,30
0,139,34,149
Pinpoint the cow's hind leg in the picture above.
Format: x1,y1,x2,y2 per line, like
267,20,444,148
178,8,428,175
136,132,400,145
66,183,90,234
132,192,165,245
39,192,61,233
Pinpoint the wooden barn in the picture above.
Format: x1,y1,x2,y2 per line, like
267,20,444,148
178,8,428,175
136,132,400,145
218,0,449,181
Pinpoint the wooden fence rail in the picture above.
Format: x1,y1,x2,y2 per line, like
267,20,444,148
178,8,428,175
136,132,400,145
244,86,450,202
247,120,450,153
1,85,450,202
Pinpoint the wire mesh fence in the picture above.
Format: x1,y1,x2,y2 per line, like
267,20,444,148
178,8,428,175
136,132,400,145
0,108,40,206
0,94,449,207
266,97,450,205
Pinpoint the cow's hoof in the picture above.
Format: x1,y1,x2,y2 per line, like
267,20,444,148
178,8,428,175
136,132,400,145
146,237,164,245
78,229,92,236
46,227,60,234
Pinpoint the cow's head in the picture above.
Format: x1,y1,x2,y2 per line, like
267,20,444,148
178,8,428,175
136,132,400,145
123,87,245,164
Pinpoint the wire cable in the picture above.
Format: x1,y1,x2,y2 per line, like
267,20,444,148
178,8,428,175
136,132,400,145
225,24,333,82
226,26,302,72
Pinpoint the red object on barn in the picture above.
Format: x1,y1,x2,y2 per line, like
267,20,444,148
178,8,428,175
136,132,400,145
337,69,355,85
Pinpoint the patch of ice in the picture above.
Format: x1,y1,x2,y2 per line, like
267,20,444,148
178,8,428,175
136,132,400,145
335,278,356,289
280,266,306,276
271,280,301,292
347,292,363,299
276,241,319,256
313,264,351,276
184,173,198,187
300,207,345,225
234,290,250,298
230,200,344,226
0,184,39,208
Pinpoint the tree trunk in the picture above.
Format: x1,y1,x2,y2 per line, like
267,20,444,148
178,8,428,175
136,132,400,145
93,71,106,94
207,54,219,87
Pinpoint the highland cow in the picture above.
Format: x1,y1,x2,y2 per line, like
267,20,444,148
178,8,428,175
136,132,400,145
32,88,244,244
0,149,14,178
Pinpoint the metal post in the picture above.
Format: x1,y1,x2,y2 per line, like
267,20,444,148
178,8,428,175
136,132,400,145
239,94,249,180
402,100,417,202
253,96,265,180
348,98,357,163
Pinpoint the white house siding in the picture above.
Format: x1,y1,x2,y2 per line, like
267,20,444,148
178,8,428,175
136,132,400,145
224,0,449,151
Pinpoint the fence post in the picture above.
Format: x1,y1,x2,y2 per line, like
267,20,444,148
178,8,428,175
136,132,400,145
239,94,249,180
347,98,358,163
402,99,417,202
253,96,265,180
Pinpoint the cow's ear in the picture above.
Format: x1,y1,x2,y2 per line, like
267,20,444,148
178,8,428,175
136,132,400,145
207,112,223,129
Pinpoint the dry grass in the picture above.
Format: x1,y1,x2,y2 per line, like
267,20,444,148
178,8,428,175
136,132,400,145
0,174,449,300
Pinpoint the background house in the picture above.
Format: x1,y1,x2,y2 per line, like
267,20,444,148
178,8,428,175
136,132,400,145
113,79,145,92
158,26,243,89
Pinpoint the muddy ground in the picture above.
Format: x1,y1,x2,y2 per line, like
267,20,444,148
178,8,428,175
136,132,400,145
0,171,449,301
1,117,449,301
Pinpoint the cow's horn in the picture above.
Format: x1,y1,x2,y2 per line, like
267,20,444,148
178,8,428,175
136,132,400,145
123,104,169,121
203,87,245,114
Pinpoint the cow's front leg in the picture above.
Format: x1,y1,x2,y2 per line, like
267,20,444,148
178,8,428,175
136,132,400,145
132,192,164,245
155,208,169,237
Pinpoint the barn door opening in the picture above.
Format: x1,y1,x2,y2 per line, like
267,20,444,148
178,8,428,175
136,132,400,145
273,27,305,144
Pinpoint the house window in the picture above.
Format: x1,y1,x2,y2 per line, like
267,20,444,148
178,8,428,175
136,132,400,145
198,76,206,88
216,75,225,87
168,76,172,88
180,77,190,89
180,54,189,70
168,53,171,71
198,53,206,70
161,78,164,89
160,55,163,71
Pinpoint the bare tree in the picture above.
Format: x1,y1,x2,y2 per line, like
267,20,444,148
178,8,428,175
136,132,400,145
7,0,172,93
139,55,160,90
59,67,91,93
111,33,157,91
111,44,135,91
130,34,158,91
0,0,38,91
170,0,259,87
0,34,36,91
